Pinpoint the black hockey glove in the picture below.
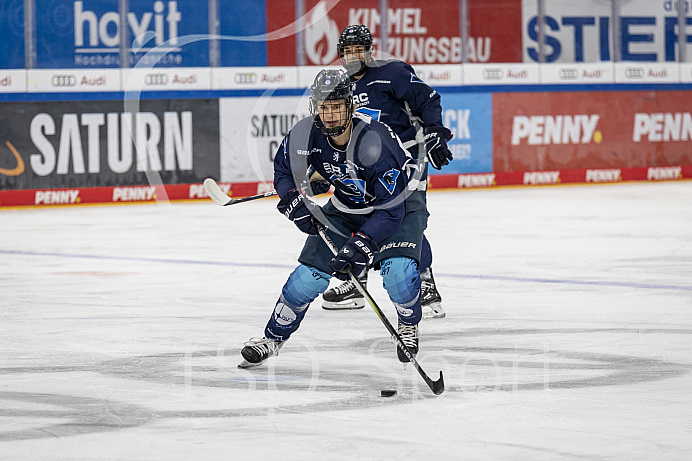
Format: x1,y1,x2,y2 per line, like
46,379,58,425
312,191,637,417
277,188,318,235
310,179,331,195
307,167,331,195
330,232,378,281
424,128,454,170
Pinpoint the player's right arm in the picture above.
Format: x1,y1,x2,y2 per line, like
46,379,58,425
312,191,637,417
273,132,320,235
273,133,298,198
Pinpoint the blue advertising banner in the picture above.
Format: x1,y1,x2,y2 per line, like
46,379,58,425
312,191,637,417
0,0,25,69
435,92,493,174
128,0,209,68
218,0,268,67
35,0,210,69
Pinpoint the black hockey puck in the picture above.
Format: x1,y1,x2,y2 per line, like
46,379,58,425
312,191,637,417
380,389,397,397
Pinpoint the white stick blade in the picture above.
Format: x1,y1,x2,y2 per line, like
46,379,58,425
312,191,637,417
203,178,232,206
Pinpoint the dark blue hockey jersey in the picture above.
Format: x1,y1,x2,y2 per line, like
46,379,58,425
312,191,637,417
351,59,448,145
273,113,413,245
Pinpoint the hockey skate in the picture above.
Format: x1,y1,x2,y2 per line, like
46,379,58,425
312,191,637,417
238,337,283,368
421,268,445,319
396,318,419,363
321,276,367,310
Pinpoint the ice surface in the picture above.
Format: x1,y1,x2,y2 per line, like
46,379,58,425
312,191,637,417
1,182,691,460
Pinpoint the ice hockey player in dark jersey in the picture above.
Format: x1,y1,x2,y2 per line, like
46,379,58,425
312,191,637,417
239,69,428,368
321,24,452,319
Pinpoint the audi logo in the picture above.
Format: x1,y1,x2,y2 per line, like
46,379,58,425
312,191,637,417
234,72,258,84
145,73,169,85
625,67,644,79
558,68,579,80
51,75,77,87
482,68,503,80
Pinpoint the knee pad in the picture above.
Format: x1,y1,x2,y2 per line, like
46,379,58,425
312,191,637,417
281,264,331,308
380,257,421,308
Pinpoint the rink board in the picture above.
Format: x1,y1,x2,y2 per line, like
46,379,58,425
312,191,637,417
1,82,692,207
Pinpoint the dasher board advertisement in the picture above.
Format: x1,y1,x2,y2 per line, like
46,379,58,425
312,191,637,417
0,99,219,190
522,0,692,63
265,0,523,66
493,90,692,172
34,0,210,68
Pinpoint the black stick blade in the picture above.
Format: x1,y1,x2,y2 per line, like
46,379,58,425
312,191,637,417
431,371,445,395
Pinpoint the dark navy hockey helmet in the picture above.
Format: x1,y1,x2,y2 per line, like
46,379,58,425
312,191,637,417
309,69,354,137
337,24,373,77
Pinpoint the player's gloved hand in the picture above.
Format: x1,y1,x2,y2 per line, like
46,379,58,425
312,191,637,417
277,188,318,235
424,127,454,170
305,167,331,195
330,232,377,280
310,179,331,195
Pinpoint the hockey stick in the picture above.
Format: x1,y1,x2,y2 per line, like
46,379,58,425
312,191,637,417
317,224,444,395
203,178,277,206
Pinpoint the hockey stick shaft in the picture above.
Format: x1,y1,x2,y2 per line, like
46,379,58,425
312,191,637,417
203,178,277,206
316,224,444,395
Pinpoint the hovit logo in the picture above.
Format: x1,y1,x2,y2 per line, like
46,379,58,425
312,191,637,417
51,75,77,87
74,1,181,49
145,74,169,86
482,68,503,80
559,68,579,80
625,67,645,79
234,73,257,84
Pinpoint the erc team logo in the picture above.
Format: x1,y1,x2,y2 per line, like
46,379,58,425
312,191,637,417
304,1,339,65
379,169,400,194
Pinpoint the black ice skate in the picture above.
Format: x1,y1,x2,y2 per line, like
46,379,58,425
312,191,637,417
238,337,283,368
321,276,367,310
396,319,419,363
421,268,445,319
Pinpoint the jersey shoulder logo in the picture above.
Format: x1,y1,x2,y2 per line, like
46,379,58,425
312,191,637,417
379,169,400,195
410,73,424,84
356,107,379,122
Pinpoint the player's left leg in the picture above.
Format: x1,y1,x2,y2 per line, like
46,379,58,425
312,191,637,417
373,191,427,362
380,257,422,363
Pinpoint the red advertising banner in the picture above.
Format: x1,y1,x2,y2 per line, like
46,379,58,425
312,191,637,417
493,90,692,172
266,0,523,66
267,0,464,66
0,181,272,207
467,0,523,63
2,167,690,208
